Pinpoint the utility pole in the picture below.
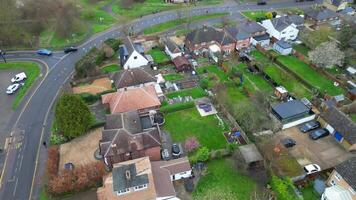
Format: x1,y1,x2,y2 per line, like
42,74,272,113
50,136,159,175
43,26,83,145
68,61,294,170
0,50,6,63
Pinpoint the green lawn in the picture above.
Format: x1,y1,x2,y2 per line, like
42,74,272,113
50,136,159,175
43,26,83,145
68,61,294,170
235,63,273,93
101,64,120,74
277,55,344,96
301,185,320,200
143,13,228,34
350,113,356,123
0,62,41,109
163,73,184,81
241,10,267,21
163,108,227,150
264,65,312,99
147,48,170,63
193,159,256,199
166,87,207,99
293,44,310,57
251,50,271,64
196,65,229,82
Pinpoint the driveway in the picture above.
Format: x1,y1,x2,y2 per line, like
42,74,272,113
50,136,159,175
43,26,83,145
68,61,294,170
275,127,352,170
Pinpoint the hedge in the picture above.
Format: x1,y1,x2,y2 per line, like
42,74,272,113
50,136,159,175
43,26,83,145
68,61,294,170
79,89,117,105
160,101,195,113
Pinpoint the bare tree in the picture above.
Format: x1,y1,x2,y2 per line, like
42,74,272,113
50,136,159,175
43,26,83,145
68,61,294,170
308,41,345,68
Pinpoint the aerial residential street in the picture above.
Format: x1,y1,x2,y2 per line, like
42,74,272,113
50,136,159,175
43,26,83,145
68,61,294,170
0,1,321,199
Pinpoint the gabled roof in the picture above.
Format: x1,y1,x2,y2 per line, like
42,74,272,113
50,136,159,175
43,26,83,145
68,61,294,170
334,157,356,190
225,26,250,40
172,56,190,68
101,85,161,114
270,15,304,31
305,8,338,21
164,38,181,54
111,68,156,89
237,20,266,35
113,162,149,192
120,36,145,66
321,106,356,144
186,26,235,46
275,40,292,49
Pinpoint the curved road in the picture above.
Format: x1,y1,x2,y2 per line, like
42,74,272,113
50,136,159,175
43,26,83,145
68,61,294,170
0,1,319,199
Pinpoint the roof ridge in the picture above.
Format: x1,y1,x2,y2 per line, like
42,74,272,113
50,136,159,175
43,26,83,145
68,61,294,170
140,86,159,104
104,129,120,157
112,92,124,113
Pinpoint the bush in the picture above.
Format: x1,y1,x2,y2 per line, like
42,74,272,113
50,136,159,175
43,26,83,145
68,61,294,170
55,94,94,139
104,38,122,51
160,102,195,113
46,146,59,178
79,93,100,104
47,161,106,196
270,176,299,200
184,137,200,153
196,146,210,162
75,48,105,79
50,134,67,145
199,78,209,90
225,143,238,154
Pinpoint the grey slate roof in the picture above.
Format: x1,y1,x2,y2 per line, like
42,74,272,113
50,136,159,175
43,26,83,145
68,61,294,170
334,157,356,190
275,40,292,49
104,111,143,133
113,163,149,192
252,33,270,41
186,26,235,46
238,21,266,35
164,38,181,53
120,36,145,66
110,68,156,89
305,8,338,21
321,106,356,144
272,100,310,119
225,26,250,40
270,15,304,31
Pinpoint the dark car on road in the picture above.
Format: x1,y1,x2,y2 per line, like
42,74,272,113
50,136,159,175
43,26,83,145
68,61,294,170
64,46,78,54
281,138,296,148
257,1,267,5
300,121,320,133
172,143,182,158
309,129,329,140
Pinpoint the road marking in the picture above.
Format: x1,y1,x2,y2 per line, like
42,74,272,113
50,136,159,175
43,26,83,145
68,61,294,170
19,155,23,171
13,178,18,196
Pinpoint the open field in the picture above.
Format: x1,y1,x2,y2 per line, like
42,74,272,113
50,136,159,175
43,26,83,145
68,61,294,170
163,108,227,150
0,62,41,109
277,55,344,96
193,158,256,199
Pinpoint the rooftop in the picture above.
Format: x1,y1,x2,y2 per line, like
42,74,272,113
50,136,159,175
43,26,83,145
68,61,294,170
272,100,310,120
334,157,356,190
110,68,156,89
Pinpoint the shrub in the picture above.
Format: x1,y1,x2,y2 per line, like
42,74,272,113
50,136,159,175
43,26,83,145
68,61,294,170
47,161,106,196
160,102,195,113
55,94,94,139
104,38,122,51
46,146,59,178
184,137,200,153
75,48,105,79
270,175,299,200
50,134,67,145
225,143,238,154
196,146,210,162
79,93,100,104
199,78,209,90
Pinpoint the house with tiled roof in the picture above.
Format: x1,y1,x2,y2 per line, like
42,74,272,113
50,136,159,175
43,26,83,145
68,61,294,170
102,85,161,114
97,156,192,200
163,38,183,60
172,56,192,72
305,8,340,26
260,15,304,41
119,36,149,69
110,68,156,90
321,106,356,152
185,26,236,55
323,157,356,200
99,111,162,170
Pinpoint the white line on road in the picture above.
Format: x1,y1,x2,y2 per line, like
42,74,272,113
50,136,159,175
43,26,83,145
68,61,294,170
19,155,23,171
13,178,18,196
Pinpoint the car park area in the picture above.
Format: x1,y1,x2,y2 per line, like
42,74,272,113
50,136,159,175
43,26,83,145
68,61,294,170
275,127,352,170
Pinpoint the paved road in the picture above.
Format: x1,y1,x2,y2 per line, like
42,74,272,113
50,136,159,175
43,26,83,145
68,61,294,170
0,1,320,199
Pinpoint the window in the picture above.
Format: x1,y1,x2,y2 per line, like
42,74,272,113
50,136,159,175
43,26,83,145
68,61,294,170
134,56,137,59
281,31,286,34
134,184,148,191
330,180,336,186
335,172,342,181
117,188,130,195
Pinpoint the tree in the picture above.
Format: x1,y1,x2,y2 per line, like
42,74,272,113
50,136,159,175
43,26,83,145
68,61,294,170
299,27,335,49
55,94,94,138
199,78,209,90
196,146,210,162
308,41,345,68
184,137,200,153
338,23,356,49
265,12,273,19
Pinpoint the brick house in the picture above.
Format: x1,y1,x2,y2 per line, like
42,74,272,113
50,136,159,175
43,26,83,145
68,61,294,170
225,26,250,50
323,157,356,200
99,111,162,170
304,8,340,27
185,26,235,55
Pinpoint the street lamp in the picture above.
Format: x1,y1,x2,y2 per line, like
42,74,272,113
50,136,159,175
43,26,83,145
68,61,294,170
0,50,6,63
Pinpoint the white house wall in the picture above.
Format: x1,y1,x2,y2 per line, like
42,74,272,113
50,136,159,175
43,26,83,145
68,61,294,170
123,50,149,69
170,170,192,181
282,114,316,129
156,196,180,200
261,20,299,41
165,46,182,60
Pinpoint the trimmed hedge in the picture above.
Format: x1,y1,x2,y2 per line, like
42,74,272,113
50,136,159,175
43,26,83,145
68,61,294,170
160,101,195,113
79,89,117,105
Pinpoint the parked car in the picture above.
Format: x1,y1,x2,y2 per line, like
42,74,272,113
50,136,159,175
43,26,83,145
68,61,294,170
11,72,27,83
257,1,267,5
281,138,296,148
303,164,321,174
161,148,170,161
6,83,23,94
172,143,182,158
64,46,78,54
300,120,320,133
309,129,329,140
37,49,52,56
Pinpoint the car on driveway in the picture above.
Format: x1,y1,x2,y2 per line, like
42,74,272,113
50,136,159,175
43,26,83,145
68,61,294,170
11,72,27,83
37,49,52,56
6,83,23,94
172,143,182,158
281,138,296,148
161,148,170,161
300,120,320,133
64,46,78,54
303,164,321,174
309,128,329,140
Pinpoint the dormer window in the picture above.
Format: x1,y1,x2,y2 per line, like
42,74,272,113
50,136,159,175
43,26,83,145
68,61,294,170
117,188,130,195
134,184,148,191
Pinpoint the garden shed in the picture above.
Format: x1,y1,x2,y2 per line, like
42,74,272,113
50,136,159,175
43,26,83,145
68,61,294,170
238,144,264,169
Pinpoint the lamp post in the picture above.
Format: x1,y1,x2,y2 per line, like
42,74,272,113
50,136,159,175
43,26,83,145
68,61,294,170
0,50,6,63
